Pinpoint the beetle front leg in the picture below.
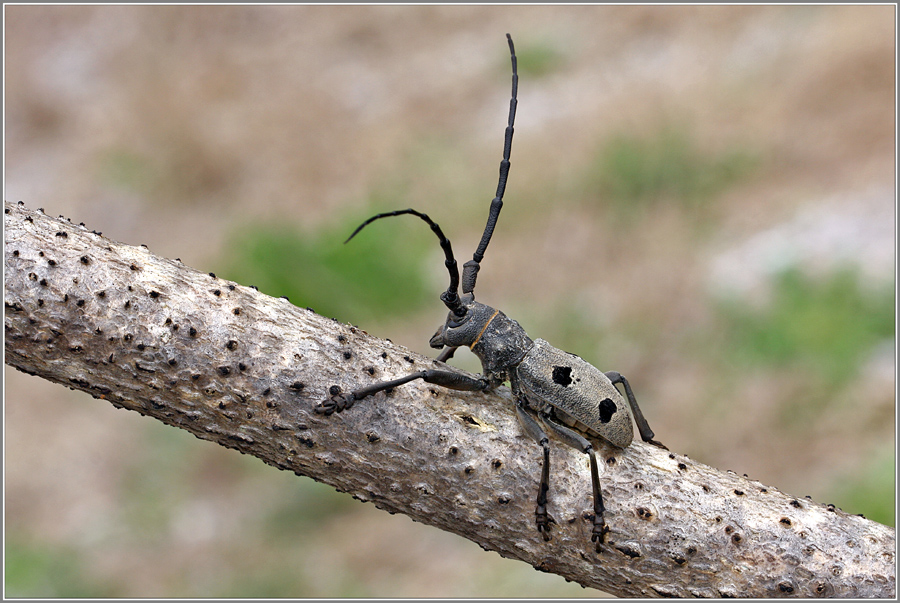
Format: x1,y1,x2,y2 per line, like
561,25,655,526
605,371,667,450
315,369,490,415
514,398,553,540
435,346,459,363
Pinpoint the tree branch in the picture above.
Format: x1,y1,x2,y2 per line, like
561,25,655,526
4,201,895,598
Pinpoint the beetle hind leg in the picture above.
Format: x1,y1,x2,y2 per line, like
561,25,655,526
605,371,667,450
586,449,608,549
536,444,552,540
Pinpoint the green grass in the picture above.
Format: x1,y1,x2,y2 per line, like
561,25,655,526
5,537,117,598
218,207,436,325
715,267,894,387
830,444,895,527
513,40,565,78
589,125,757,217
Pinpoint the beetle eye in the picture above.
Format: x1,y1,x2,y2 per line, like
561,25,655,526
447,310,467,328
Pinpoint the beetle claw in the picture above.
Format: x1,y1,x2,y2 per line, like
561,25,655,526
314,393,356,415
536,507,552,541
591,521,609,547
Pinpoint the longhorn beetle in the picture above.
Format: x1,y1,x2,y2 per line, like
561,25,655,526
315,34,665,552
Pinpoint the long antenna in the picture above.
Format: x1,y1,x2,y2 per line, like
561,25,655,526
344,35,518,314
461,33,518,294
345,209,464,315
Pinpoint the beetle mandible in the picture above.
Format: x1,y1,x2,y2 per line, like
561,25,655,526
315,34,665,552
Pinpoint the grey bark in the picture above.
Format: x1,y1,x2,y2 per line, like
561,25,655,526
4,201,895,598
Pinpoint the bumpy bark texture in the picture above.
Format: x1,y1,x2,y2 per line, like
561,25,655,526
4,201,895,598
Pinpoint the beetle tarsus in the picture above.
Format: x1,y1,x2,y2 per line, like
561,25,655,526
314,392,356,415
591,517,609,550
536,510,552,541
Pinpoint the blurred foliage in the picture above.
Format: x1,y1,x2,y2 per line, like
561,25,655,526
218,206,436,325
121,422,359,597
260,478,356,542
715,267,894,388
831,444,895,527
98,148,155,194
5,537,117,597
98,142,236,204
219,570,316,599
512,39,565,78
526,300,609,364
589,125,758,218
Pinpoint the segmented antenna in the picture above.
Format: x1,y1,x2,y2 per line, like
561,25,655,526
461,33,517,294
345,209,464,315
344,35,518,315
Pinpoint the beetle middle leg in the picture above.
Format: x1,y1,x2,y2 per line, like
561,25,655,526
514,398,553,540
539,412,608,551
315,369,490,415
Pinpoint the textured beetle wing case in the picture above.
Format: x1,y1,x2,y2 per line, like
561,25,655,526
516,339,634,448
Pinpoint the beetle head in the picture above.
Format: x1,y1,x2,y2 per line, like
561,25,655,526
429,294,496,349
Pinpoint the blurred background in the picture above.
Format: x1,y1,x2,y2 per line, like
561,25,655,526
4,5,895,597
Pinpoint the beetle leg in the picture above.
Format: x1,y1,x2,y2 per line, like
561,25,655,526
435,346,458,363
539,413,608,551
514,398,552,540
315,369,489,415
605,371,667,450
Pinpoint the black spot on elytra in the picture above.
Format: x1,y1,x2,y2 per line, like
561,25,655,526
598,398,617,423
551,365,573,387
